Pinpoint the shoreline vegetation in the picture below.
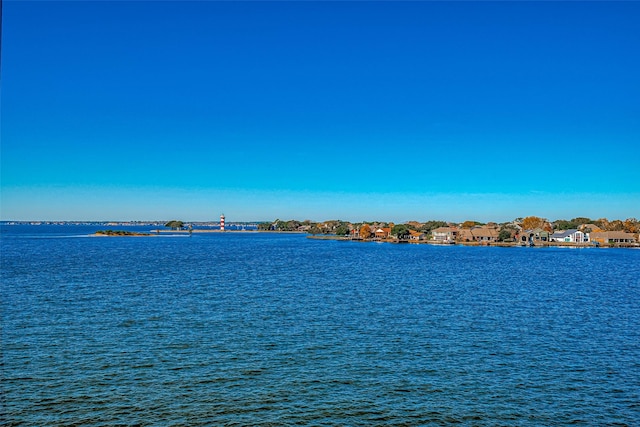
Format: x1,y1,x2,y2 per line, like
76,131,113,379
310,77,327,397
262,216,639,248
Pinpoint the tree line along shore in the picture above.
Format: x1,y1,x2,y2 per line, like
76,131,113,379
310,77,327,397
260,216,639,247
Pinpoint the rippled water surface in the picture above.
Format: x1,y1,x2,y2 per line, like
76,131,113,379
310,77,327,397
2,225,639,426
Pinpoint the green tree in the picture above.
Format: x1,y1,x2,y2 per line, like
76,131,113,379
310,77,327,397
571,217,591,225
391,224,410,239
284,220,301,231
165,220,184,230
335,224,350,236
498,229,512,242
308,225,322,235
554,219,576,230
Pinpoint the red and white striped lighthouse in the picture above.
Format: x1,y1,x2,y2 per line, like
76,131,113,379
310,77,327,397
220,214,225,231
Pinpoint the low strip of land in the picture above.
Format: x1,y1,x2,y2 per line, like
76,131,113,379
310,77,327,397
93,230,152,237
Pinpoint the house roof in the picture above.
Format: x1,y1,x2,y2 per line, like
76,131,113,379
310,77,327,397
432,227,457,233
458,229,474,238
471,228,499,238
590,231,635,239
551,229,580,238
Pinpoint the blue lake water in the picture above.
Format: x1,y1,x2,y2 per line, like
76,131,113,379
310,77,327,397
2,225,639,426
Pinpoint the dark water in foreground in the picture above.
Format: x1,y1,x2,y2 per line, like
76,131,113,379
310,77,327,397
2,225,639,426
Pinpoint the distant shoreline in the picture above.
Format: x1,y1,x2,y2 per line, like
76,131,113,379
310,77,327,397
91,229,305,237
150,229,304,234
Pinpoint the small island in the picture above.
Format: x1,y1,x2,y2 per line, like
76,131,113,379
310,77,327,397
94,230,151,237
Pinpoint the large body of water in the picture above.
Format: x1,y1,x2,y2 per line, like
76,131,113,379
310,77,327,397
2,225,639,426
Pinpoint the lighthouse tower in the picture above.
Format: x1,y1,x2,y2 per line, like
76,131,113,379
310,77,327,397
220,214,225,231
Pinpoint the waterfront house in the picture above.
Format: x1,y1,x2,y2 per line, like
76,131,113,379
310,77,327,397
458,229,475,242
550,229,586,243
408,229,426,241
431,227,458,242
375,227,391,239
471,227,500,242
589,231,637,244
517,228,550,245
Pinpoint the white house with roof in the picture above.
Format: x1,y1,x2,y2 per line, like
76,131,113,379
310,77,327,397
431,226,458,242
408,229,426,240
550,229,586,243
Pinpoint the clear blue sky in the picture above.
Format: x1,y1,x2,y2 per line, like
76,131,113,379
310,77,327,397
2,1,639,223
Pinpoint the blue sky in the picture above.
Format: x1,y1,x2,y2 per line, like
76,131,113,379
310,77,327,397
2,1,639,223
